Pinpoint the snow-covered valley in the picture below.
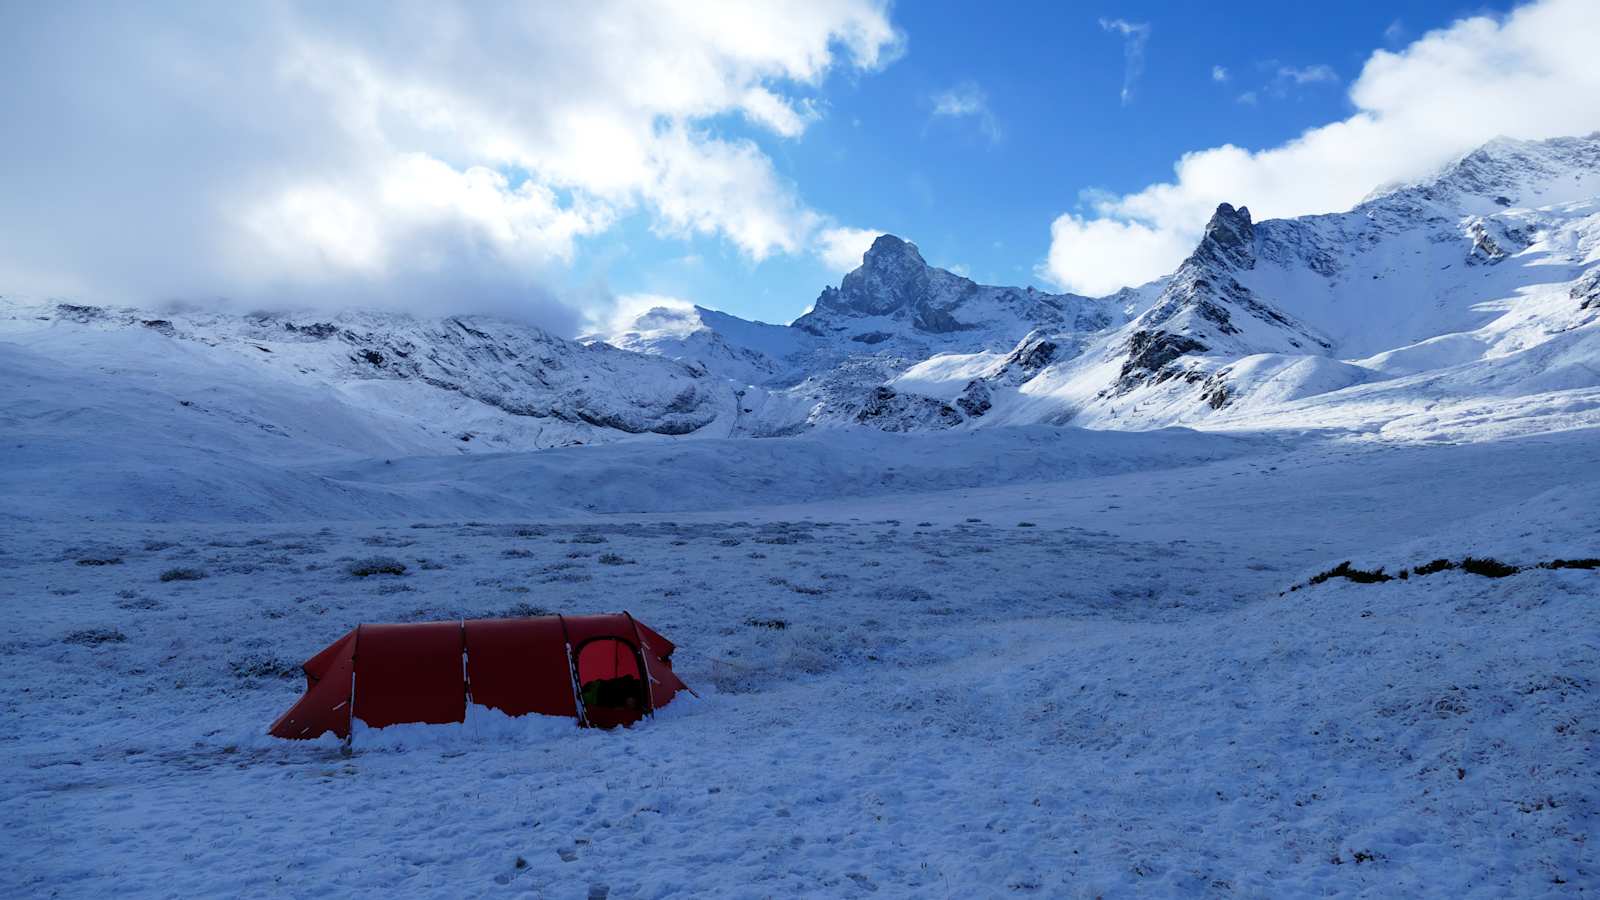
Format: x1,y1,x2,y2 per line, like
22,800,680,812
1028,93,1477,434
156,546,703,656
3,426,1596,897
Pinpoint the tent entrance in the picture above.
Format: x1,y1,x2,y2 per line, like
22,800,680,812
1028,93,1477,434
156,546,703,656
576,638,648,727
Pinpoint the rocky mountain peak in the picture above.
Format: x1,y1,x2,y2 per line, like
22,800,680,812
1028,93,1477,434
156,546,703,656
861,233,927,270
1199,203,1255,267
806,233,938,321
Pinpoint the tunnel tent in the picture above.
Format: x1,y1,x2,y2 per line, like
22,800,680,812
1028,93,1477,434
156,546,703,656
269,612,690,739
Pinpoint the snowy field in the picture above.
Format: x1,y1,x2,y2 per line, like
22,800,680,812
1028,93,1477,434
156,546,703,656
3,425,1596,898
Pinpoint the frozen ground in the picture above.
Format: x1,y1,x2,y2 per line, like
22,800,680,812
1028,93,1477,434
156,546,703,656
2,425,1596,898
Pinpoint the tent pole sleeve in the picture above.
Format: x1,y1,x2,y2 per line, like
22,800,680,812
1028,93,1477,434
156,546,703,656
624,610,658,717
558,615,588,727
460,619,471,709
345,625,361,749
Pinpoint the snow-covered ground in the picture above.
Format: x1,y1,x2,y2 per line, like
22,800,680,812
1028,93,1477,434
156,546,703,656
3,422,1596,897
4,132,1599,900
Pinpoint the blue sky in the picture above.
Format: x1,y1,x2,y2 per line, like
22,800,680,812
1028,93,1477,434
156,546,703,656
579,1,1517,325
8,0,1597,334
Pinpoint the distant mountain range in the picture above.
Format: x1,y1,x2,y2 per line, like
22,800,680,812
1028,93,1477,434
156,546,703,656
600,132,1600,435
5,133,1600,451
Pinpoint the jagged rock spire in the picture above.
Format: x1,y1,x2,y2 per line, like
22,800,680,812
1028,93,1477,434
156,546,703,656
1195,203,1255,269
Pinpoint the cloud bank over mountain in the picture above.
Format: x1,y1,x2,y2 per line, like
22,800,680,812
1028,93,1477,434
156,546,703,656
0,1,899,327
1044,0,1600,296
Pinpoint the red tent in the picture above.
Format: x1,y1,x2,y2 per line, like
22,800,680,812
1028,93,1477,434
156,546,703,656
269,613,691,739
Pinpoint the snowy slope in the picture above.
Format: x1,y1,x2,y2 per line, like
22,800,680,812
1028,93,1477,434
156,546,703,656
1,299,740,453
4,424,1596,897
587,303,818,387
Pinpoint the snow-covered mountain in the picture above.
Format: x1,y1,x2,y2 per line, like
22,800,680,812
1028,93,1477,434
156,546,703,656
792,234,1117,349
0,302,739,457
592,303,817,387
981,133,1600,431
6,134,1599,448
595,233,1133,433
793,132,1600,435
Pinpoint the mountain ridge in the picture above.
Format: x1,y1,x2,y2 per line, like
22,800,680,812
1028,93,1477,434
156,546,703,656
6,133,1600,446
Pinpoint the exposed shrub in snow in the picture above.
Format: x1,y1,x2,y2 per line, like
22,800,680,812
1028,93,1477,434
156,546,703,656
1460,556,1519,578
781,641,836,676
63,627,126,645
755,530,813,544
501,548,534,558
570,533,607,544
542,571,592,584
229,653,300,680
1017,521,1037,528
75,557,122,566
347,556,407,577
159,567,206,582
597,553,632,565
1541,557,1600,570
1309,561,1392,585
361,534,414,548
874,585,933,603
1414,558,1457,576
719,620,896,695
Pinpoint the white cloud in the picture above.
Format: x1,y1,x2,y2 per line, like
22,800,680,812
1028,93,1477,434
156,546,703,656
1384,20,1407,43
1043,0,1600,295
740,88,820,139
1212,65,1230,83
930,82,1002,142
1231,61,1341,103
1099,18,1152,105
1277,64,1338,85
1043,215,1198,297
0,1,901,328
933,85,982,117
816,226,883,273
